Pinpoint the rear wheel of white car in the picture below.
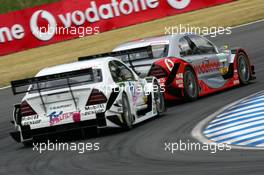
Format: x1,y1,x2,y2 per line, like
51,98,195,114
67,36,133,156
153,81,166,116
122,93,133,130
237,52,250,85
183,67,198,101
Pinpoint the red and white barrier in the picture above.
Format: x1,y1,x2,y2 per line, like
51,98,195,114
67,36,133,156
0,0,233,56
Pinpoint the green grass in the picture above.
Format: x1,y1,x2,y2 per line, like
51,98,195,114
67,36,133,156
0,0,60,14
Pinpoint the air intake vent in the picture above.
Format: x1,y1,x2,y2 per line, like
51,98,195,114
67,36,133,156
148,64,168,79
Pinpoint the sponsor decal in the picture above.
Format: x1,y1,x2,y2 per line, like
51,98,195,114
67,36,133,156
233,80,240,85
158,78,166,87
49,104,73,111
176,73,183,79
48,111,74,126
22,115,41,125
128,81,145,105
21,115,39,121
85,104,105,115
30,10,57,41
0,24,24,43
129,82,137,105
178,84,184,88
233,69,239,79
176,79,183,84
22,120,41,126
175,73,184,87
194,61,220,74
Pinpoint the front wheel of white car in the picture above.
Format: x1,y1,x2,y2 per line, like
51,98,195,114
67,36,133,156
153,81,166,116
121,93,133,130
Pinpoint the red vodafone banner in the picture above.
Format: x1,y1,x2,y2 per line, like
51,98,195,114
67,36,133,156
0,0,233,56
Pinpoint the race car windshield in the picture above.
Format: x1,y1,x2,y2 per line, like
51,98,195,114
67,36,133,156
118,44,169,62
29,69,102,93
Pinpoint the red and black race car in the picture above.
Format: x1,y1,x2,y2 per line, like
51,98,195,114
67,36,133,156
112,34,256,101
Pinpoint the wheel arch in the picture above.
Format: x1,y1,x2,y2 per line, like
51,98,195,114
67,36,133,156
183,63,199,82
231,48,254,78
231,48,250,65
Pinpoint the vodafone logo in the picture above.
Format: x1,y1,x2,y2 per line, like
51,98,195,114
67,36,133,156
27,1,191,42
0,0,193,45
167,0,191,9
164,59,174,71
30,10,57,41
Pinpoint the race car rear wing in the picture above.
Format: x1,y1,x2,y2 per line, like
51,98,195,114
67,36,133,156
78,46,154,74
11,68,94,113
11,68,94,95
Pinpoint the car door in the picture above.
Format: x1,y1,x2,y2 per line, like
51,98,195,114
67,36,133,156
178,36,203,73
185,35,226,88
109,60,147,109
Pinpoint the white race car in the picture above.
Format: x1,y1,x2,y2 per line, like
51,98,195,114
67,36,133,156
10,57,166,145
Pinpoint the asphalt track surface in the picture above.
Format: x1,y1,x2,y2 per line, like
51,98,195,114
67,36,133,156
0,21,264,175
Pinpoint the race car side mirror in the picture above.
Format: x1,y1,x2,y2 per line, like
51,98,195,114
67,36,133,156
219,45,229,52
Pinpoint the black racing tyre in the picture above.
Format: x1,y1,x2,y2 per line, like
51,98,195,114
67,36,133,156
22,140,33,147
153,81,166,116
237,52,250,85
14,106,22,125
183,67,199,101
121,93,133,130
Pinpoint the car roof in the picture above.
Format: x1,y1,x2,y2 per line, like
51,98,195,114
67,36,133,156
113,34,185,51
36,57,112,76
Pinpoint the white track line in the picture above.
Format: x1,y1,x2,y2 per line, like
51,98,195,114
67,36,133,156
210,125,264,142
0,85,11,90
211,107,264,124
235,98,264,106
204,114,264,134
222,130,264,144
206,120,264,138
230,19,264,29
256,143,264,147
204,19,264,37
238,136,264,146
